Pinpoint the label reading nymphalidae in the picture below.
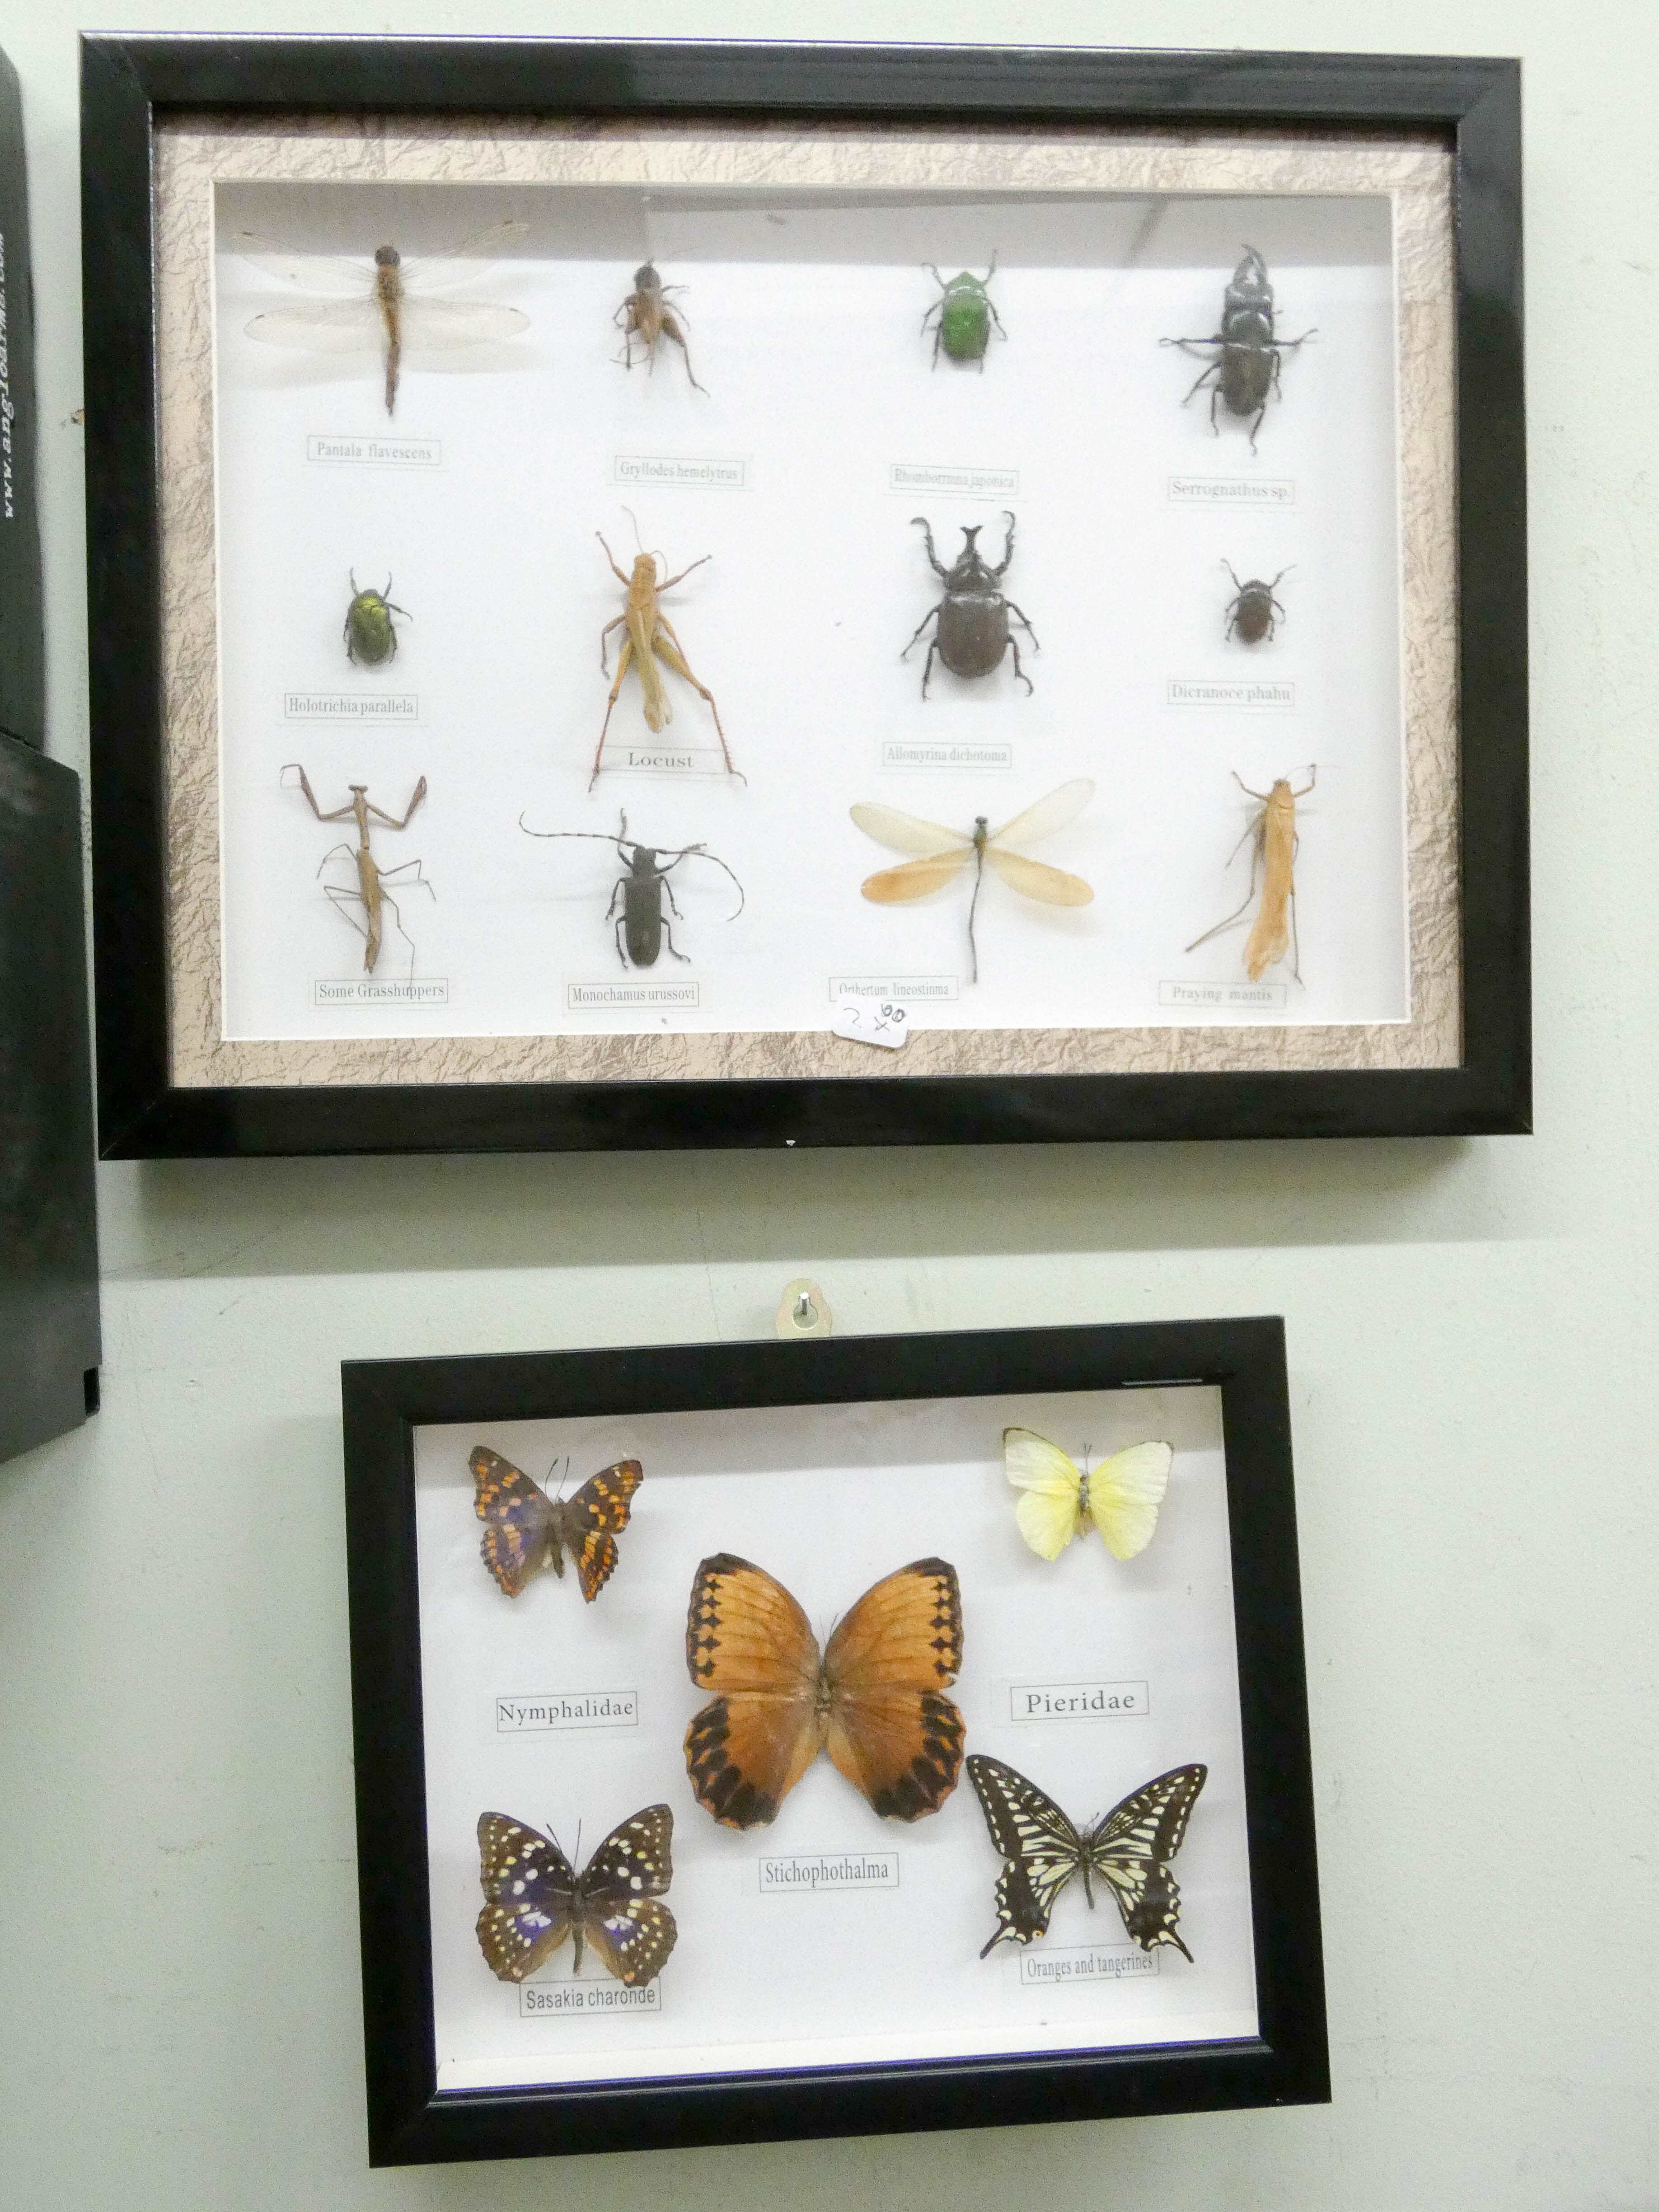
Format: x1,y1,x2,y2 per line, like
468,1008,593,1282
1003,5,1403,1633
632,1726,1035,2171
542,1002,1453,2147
307,432,441,467
757,1851,900,1894
494,1690,638,1734
520,1980,663,2017
1017,1945,1158,1987
1167,474,1294,506
1159,979,1289,1012
1008,1678,1149,1724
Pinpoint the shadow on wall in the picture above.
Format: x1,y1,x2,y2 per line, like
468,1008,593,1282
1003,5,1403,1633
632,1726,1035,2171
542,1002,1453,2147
94,1132,1527,1284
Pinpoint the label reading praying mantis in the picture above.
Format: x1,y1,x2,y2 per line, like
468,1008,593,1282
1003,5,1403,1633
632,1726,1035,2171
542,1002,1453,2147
831,1001,912,1051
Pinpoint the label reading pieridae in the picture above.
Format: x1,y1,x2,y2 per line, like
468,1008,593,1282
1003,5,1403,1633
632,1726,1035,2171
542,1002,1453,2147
1008,1678,1149,1724
890,462,1019,499
520,1980,663,2017
566,979,699,1012
284,692,417,722
312,978,448,1007
307,433,441,467
1167,678,1294,710
1158,979,1289,1011
1166,474,1294,506
494,1691,638,1734
881,739,1012,771
614,454,745,490
1017,1945,1158,1987
757,1851,900,1894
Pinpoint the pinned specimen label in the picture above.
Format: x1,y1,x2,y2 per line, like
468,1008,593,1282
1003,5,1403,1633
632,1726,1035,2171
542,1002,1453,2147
890,462,1019,499
313,977,448,1006
1159,979,1288,1011
1017,1945,1158,1987
285,692,417,721
1167,679,1294,709
566,979,700,1012
831,1001,911,1051
614,455,745,490
881,740,1013,772
494,1691,639,1734
829,973,958,1002
520,1981,663,2017
757,1851,900,1894
307,433,440,467
1167,474,1294,506
1008,1678,1150,1725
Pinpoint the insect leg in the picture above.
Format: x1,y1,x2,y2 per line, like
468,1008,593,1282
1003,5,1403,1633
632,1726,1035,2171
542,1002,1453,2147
900,603,940,662
364,778,428,833
1003,598,1040,648
658,308,708,395
992,511,1017,578
1004,635,1035,695
1185,826,1265,954
659,870,685,921
599,613,626,675
595,532,633,588
657,553,712,593
910,517,948,580
592,637,634,788
1177,357,1221,407
987,298,1008,339
284,765,358,823
321,882,375,965
659,914,693,965
1248,400,1265,453
652,620,744,783
1231,770,1275,805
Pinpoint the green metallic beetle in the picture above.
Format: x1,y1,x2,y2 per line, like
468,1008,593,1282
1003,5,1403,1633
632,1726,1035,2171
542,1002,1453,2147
921,255,1006,369
343,572,411,666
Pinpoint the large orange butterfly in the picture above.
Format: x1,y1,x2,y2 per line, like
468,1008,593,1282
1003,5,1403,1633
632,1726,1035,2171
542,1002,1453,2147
469,1448,642,1600
683,1553,965,1828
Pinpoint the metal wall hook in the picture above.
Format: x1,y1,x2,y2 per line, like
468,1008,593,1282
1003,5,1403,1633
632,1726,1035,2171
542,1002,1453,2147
776,1277,832,1340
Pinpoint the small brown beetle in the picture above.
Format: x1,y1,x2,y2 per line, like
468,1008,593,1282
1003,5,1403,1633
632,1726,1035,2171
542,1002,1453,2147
1223,562,1292,645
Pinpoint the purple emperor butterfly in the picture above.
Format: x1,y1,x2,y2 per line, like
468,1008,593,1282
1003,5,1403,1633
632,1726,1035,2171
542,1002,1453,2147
967,1753,1207,1960
469,1447,642,1600
475,1805,677,1985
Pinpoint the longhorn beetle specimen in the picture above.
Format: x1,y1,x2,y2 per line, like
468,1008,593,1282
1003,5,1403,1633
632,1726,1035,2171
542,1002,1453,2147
594,527,740,787
521,809,744,969
614,261,707,392
1223,562,1292,645
343,572,411,665
904,511,1038,697
283,764,432,975
1161,247,1316,452
1186,766,1316,983
921,256,1005,368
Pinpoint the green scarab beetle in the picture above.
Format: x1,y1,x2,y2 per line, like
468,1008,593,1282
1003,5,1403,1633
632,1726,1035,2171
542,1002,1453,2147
921,256,1006,369
343,572,411,666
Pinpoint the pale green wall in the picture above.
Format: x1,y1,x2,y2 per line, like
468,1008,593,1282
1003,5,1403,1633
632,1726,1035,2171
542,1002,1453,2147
3,3,1655,2206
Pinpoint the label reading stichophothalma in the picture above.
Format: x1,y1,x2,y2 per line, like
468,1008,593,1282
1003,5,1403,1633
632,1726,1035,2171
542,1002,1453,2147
757,1851,900,1894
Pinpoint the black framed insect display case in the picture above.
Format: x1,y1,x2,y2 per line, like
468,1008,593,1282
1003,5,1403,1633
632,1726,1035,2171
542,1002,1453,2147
82,37,1527,1157
341,1316,1324,2164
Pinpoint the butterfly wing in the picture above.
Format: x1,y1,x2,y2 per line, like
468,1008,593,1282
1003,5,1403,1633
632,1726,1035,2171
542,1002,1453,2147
558,1458,645,1602
822,1558,965,1820
475,1814,578,1981
1086,1441,1174,1561
684,1555,822,1828
575,1804,678,1986
470,1447,560,1596
966,1754,1086,1955
1087,1763,1208,1959
1003,1426,1085,1559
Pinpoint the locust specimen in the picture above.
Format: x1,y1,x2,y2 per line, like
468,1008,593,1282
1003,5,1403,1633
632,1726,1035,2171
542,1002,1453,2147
1160,247,1315,452
593,530,739,787
1186,768,1315,982
241,222,528,417
851,779,1094,984
614,262,707,392
284,765,432,974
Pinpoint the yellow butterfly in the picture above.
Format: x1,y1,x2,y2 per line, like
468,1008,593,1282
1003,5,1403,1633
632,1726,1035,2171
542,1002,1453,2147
1003,1427,1173,1562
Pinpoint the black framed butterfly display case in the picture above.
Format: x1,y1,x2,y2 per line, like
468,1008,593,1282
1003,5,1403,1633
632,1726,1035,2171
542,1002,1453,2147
83,35,1527,1159
341,1315,1326,2165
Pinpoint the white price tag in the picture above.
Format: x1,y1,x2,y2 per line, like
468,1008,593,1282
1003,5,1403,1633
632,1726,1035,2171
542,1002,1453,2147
831,1000,911,1051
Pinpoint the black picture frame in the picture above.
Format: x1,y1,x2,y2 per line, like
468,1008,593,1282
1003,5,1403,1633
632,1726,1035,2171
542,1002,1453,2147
341,1315,1325,2165
84,36,1527,1157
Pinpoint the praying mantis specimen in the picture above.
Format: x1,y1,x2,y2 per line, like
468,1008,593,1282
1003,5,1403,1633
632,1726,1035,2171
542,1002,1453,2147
1186,767,1315,982
283,764,432,974
850,779,1094,985
593,528,740,788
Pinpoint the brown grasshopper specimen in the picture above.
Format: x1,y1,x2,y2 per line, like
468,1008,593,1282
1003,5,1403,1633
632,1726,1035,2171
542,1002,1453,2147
1186,767,1315,982
284,764,432,973
614,262,707,392
593,533,740,787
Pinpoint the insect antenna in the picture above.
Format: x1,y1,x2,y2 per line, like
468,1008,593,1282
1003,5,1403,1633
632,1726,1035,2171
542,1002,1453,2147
657,843,746,919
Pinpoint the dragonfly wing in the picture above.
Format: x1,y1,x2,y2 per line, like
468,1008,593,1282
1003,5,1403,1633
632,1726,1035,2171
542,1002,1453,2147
403,219,530,293
989,778,1095,848
399,297,530,351
861,853,973,903
984,849,1093,906
231,232,376,292
849,801,966,856
243,298,383,352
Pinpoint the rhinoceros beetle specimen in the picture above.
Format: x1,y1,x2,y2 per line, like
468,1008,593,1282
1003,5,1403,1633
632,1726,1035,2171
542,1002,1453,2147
1161,247,1316,451
902,511,1038,697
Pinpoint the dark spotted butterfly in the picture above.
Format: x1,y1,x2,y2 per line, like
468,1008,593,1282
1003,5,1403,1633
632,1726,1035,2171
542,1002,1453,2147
967,1753,1207,1960
469,1447,642,1600
475,1805,677,1986
684,1553,965,1829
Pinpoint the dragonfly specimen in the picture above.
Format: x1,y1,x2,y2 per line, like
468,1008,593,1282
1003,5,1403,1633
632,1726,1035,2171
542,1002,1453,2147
238,220,529,415
850,779,1094,984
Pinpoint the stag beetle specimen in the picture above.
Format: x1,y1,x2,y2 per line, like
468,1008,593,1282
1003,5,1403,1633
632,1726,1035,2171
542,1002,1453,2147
1223,562,1292,645
520,810,744,969
903,511,1038,697
1161,248,1315,451
921,257,1005,368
